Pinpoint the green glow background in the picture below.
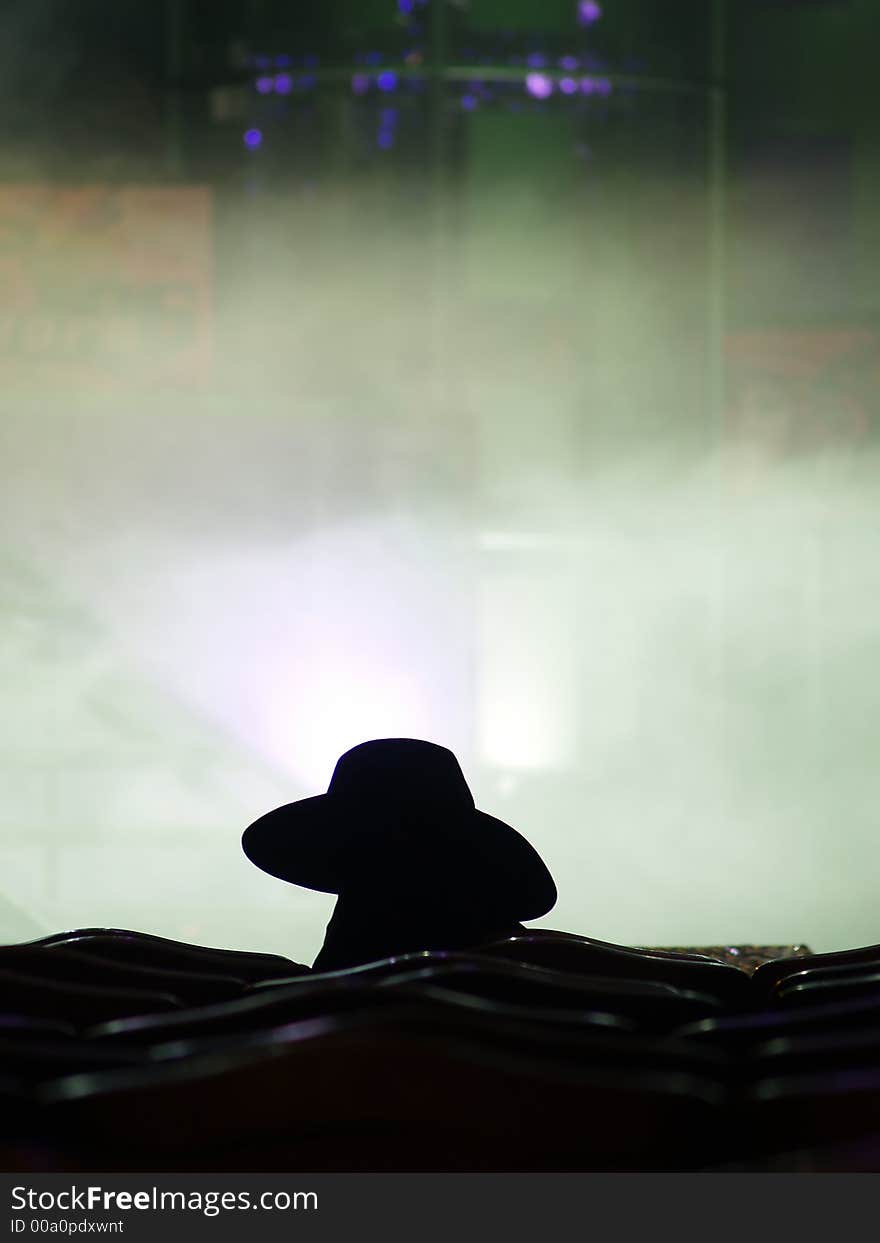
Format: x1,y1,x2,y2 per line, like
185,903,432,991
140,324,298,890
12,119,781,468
1,0,878,961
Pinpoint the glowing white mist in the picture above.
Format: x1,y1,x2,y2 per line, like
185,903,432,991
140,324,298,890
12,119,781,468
1,80,878,962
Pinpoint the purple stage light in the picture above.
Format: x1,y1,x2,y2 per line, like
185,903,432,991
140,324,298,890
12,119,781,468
243,128,263,149
525,73,553,100
560,55,579,71
275,73,293,95
580,76,595,94
377,71,398,91
526,52,547,69
255,76,273,94
596,78,612,95
398,0,415,11
461,94,478,111
351,73,370,95
275,54,291,68
560,77,578,95
377,131,394,150
578,1,602,25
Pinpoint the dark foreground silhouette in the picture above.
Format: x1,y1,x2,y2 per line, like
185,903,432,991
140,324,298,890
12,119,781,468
242,737,557,971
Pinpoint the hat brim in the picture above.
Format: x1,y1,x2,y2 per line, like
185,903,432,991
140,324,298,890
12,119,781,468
242,795,557,921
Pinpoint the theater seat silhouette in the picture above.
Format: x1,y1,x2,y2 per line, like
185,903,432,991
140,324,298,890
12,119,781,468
475,935,751,1006
518,928,725,964
750,1028,880,1080
676,992,880,1050
41,1007,730,1172
87,973,429,1047
0,1035,149,1086
746,1067,880,1159
751,944,880,998
86,953,643,1047
0,1073,30,1145
370,957,723,1031
0,945,247,1006
0,968,181,1029
775,966,880,1007
32,929,306,982
0,1014,77,1041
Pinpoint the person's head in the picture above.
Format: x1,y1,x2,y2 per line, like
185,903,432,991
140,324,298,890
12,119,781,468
242,738,557,963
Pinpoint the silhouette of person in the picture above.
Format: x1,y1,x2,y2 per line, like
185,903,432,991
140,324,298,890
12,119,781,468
242,738,557,971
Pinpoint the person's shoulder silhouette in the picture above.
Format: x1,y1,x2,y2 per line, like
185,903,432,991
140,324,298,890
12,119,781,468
242,737,557,971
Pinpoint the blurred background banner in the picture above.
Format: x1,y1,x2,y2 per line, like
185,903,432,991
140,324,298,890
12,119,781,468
0,185,213,390
1,0,879,958
725,327,880,463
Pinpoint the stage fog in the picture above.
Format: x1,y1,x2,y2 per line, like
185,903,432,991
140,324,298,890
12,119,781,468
1,6,877,959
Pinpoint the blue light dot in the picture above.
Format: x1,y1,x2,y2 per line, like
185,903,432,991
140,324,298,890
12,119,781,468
377,71,398,92
578,0,602,25
461,94,478,111
243,128,263,149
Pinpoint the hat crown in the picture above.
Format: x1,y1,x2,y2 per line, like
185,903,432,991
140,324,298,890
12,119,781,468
327,738,475,813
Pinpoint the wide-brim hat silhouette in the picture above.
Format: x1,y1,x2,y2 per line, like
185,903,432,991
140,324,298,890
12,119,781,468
242,738,557,921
